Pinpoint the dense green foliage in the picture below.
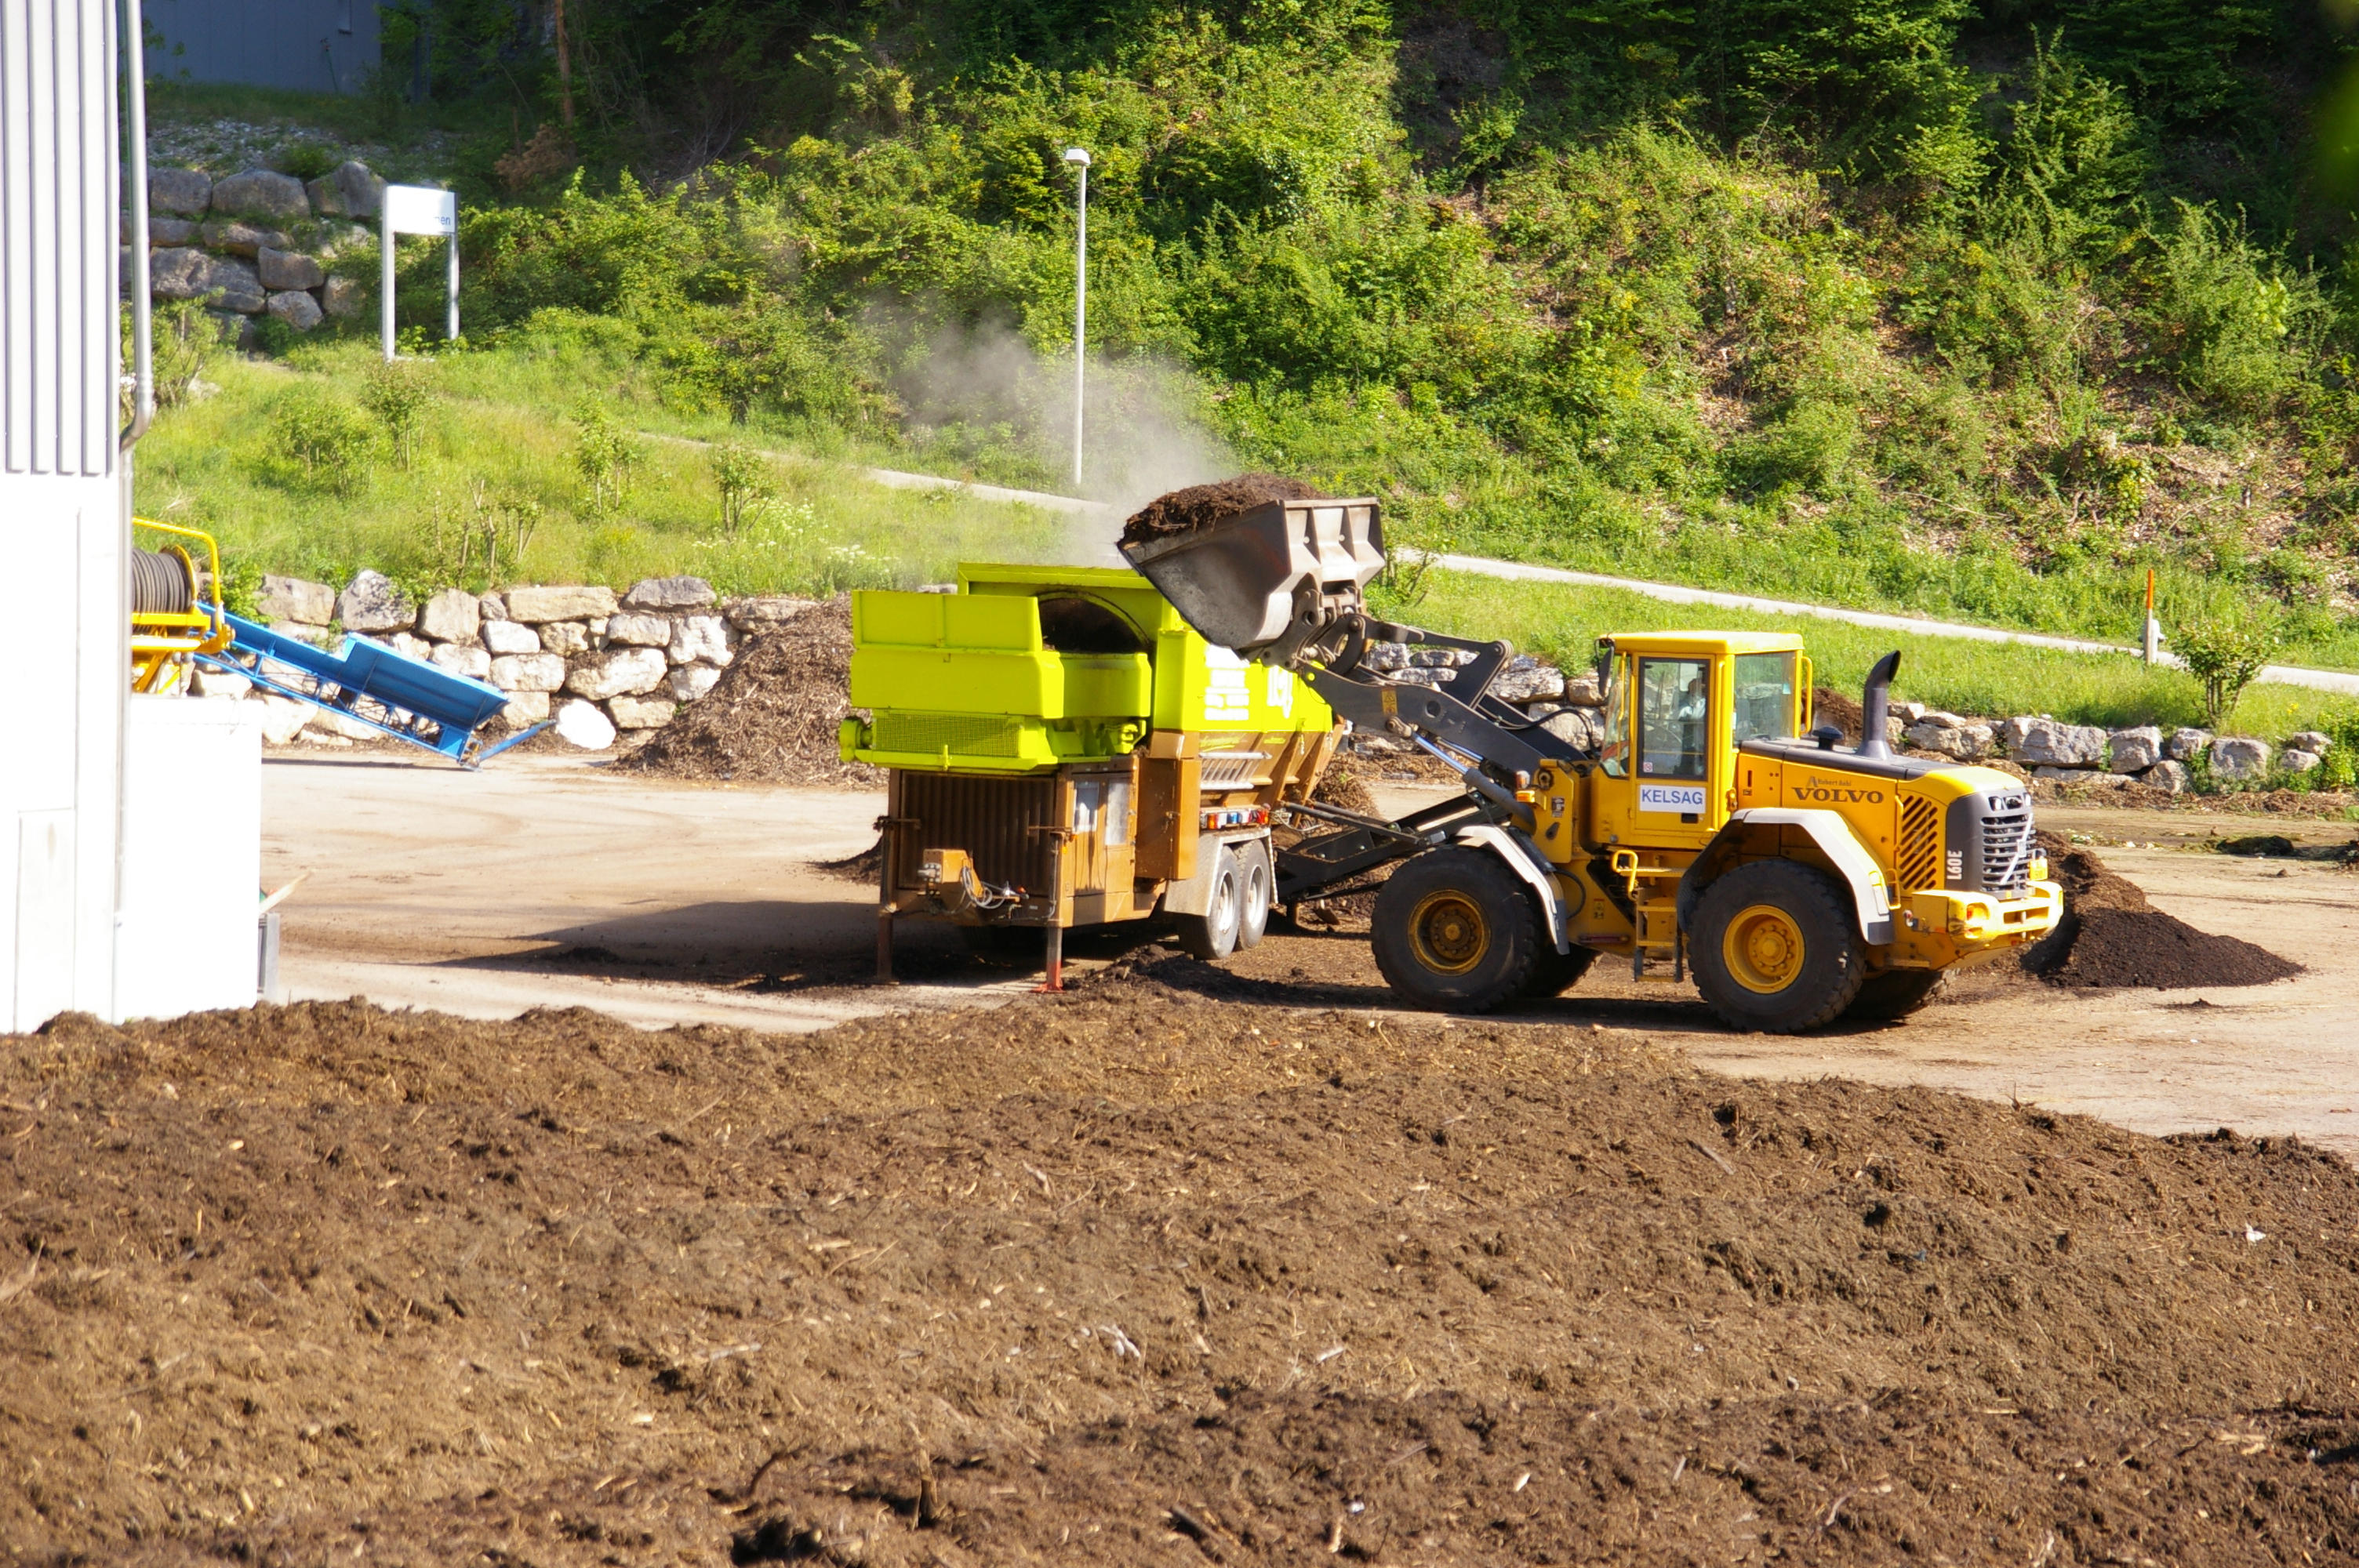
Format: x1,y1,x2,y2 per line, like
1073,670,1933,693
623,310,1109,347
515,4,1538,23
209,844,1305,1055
180,2,2359,670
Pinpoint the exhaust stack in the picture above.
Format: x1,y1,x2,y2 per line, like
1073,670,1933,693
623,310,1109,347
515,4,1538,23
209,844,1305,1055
1858,650,1900,759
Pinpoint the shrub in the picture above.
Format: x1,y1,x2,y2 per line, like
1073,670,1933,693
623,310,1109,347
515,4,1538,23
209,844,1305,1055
2143,202,2321,416
361,361,434,469
711,441,772,536
569,400,637,514
270,392,373,495
2168,609,2276,727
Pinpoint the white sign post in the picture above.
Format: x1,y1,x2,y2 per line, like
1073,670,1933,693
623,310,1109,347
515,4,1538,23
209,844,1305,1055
380,183,459,361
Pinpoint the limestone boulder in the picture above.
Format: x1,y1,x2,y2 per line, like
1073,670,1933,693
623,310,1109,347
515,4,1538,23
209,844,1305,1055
2143,760,2192,795
2283,749,2323,775
384,631,434,663
1904,713,1994,760
2287,730,2334,756
147,246,213,299
333,161,385,220
482,619,541,656
198,220,293,257
2000,716,2106,768
429,644,493,682
500,691,552,728
669,615,731,666
538,622,590,656
668,664,722,702
721,594,816,630
210,169,311,223
257,695,313,745
265,289,323,331
2165,728,2212,761
2212,736,2271,780
256,247,325,290
319,275,363,318
489,652,567,693
506,584,618,622
607,695,677,730
193,668,251,699
2106,725,2163,774
554,699,616,752
256,574,334,625
478,591,509,621
148,166,213,216
418,587,481,644
268,620,331,648
1540,708,1602,750
149,216,198,245
338,570,413,633
565,648,667,701
602,612,671,648
1489,659,1565,704
622,575,716,611
1362,643,1411,673
1560,670,1605,707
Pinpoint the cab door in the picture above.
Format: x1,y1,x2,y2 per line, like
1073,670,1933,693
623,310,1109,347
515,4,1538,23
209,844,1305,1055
1587,651,1725,854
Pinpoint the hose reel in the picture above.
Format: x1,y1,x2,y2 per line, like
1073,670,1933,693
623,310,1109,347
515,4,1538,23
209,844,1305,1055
130,546,198,616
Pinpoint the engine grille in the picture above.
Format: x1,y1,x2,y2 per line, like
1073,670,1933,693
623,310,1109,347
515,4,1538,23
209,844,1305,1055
1977,807,2033,896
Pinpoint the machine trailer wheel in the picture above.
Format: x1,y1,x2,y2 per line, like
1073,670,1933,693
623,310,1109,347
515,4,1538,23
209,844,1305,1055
1689,861,1866,1033
1236,844,1273,951
1173,848,1243,960
1370,848,1543,1013
1845,967,1948,1022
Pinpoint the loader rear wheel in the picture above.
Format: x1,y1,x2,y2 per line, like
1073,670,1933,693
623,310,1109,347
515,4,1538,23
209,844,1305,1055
1173,848,1243,961
1371,848,1542,1014
1691,861,1866,1033
1845,967,1949,1022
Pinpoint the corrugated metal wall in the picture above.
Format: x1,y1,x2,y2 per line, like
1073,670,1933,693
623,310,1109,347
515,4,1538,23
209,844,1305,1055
144,0,378,94
2,0,120,479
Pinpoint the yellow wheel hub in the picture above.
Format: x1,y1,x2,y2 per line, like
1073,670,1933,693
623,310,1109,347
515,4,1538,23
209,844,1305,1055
1723,903,1805,994
1408,891,1490,975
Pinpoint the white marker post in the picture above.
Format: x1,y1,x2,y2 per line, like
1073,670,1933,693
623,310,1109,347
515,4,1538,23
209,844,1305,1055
380,183,459,361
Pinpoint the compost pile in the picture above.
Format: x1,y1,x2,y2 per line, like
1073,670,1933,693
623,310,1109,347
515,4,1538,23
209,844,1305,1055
616,597,881,788
1812,684,1864,740
6,987,2359,1566
2024,833,2302,989
1118,473,1326,549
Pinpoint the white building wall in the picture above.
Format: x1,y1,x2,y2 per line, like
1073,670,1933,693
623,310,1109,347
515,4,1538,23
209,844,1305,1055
1,0,129,1030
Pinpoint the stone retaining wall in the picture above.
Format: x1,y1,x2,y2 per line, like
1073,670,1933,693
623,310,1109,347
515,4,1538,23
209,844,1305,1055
136,162,388,343
194,572,812,750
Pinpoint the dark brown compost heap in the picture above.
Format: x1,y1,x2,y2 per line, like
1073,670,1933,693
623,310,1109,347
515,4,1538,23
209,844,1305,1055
2024,832,2301,989
1812,684,1863,740
616,597,880,788
6,992,2359,1566
1119,473,1325,548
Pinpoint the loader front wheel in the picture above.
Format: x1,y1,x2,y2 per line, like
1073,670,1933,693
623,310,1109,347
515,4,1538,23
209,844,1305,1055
1371,848,1542,1014
1845,967,1948,1022
1691,861,1865,1033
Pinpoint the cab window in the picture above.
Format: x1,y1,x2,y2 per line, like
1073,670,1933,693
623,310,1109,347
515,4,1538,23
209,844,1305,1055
1732,652,1797,742
1637,658,1710,780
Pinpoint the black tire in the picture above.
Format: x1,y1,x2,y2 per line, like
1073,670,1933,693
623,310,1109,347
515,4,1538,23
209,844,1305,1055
1689,860,1866,1033
1237,845,1273,950
1370,848,1544,1014
1519,942,1598,999
1845,967,1949,1022
1173,850,1242,960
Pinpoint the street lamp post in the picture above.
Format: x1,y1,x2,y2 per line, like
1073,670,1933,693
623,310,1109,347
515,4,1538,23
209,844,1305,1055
1063,147,1090,492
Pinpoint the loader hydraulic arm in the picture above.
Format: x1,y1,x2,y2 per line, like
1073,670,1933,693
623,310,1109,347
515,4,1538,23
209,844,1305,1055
1296,610,1579,786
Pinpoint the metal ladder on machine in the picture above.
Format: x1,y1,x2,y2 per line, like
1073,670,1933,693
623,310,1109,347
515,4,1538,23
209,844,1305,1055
133,520,551,768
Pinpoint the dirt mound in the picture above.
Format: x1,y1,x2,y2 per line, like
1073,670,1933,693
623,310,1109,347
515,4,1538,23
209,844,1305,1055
1811,684,1862,740
1119,473,1325,548
615,597,881,788
6,991,2359,1564
1308,757,1379,817
2023,833,2300,990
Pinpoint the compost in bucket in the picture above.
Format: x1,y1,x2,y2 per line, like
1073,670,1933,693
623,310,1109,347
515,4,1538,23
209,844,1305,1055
1119,473,1326,548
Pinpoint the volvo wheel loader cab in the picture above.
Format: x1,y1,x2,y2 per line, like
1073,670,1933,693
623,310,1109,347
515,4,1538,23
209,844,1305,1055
1121,499,2063,1033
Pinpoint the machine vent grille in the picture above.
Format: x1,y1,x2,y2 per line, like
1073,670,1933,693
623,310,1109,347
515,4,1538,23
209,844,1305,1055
873,712,1023,757
1198,750,1267,788
1978,807,2034,897
1896,794,1942,891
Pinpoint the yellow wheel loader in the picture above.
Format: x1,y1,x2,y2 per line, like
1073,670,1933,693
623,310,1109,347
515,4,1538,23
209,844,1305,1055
1124,498,2063,1032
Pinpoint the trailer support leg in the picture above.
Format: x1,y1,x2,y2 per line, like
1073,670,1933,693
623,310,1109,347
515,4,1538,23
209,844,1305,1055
875,908,896,985
1035,924,1064,993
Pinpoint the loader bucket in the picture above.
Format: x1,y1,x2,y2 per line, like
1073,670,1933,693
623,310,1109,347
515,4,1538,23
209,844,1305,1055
1119,495,1385,662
